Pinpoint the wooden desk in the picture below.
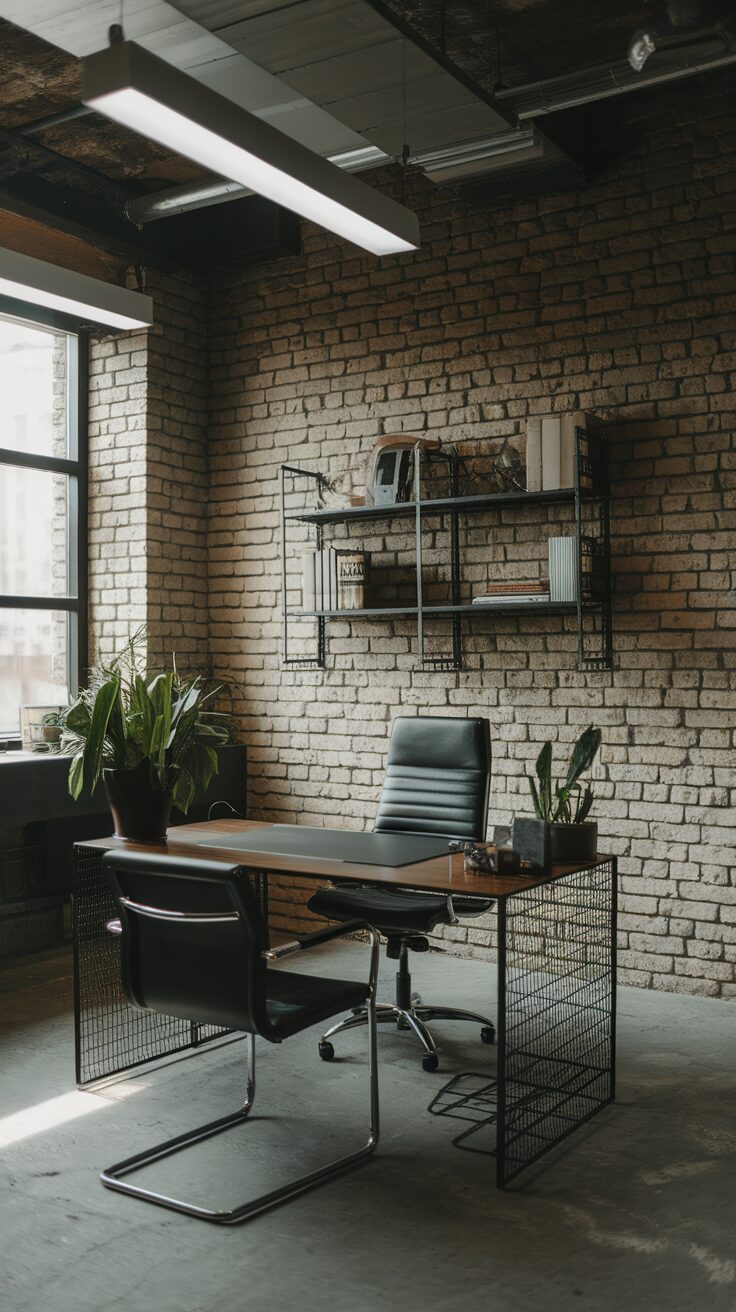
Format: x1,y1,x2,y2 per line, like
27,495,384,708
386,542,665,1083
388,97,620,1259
74,820,617,1187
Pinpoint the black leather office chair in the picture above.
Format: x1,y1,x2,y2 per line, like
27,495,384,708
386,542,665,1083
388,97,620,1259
308,716,495,1072
100,849,380,1225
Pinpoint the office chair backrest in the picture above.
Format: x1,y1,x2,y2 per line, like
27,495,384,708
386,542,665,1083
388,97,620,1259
374,716,491,841
102,849,270,1036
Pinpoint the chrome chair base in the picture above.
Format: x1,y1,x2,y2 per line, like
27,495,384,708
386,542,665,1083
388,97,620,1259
102,1003,380,1224
319,998,495,1074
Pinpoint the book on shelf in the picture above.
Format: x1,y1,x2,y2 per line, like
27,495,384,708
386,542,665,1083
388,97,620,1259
483,580,548,595
548,537,578,602
335,550,368,610
472,592,551,606
303,548,369,612
526,410,605,491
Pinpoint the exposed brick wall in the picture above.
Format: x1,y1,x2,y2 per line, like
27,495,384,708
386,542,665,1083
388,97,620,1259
205,73,736,998
88,269,210,673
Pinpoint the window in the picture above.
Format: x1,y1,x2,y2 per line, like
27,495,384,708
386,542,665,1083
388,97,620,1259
0,310,87,739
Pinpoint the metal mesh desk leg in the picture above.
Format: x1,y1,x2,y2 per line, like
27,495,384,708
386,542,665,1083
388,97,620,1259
496,859,617,1186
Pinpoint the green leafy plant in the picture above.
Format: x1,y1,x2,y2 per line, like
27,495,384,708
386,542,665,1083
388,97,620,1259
61,629,230,813
528,726,602,825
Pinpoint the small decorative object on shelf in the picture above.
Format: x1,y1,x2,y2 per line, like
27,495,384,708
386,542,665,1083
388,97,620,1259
20,704,64,752
516,724,602,865
60,627,230,842
364,434,442,507
490,436,526,492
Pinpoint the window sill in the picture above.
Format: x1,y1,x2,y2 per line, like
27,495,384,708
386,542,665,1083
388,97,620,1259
0,750,67,764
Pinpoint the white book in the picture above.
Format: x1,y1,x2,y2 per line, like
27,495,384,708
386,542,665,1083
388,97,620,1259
302,551,316,612
548,537,578,602
526,417,542,491
328,547,338,610
541,416,561,490
314,548,326,611
560,414,575,488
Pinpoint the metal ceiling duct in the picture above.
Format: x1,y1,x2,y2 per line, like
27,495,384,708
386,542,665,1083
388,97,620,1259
497,37,736,118
411,128,562,184
122,17,735,224
126,144,388,224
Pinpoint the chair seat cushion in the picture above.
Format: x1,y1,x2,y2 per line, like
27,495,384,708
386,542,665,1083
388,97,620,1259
308,884,493,936
265,969,370,1041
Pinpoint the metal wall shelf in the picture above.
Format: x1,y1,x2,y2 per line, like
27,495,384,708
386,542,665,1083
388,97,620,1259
296,602,578,619
286,486,579,526
280,429,613,672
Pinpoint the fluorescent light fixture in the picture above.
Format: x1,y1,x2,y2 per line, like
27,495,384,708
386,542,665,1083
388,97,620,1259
0,246,153,329
83,41,419,257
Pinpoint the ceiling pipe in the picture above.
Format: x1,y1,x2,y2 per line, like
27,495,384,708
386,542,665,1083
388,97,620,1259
124,143,389,225
17,105,95,135
496,37,735,118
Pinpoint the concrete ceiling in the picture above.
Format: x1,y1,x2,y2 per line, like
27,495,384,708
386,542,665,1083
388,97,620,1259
167,0,515,157
0,0,370,157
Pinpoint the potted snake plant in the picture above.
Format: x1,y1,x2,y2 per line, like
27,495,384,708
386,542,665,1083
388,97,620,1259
61,630,230,842
523,725,602,863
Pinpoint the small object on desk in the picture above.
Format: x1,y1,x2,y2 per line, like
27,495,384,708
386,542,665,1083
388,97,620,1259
511,816,550,872
495,844,522,876
463,842,495,875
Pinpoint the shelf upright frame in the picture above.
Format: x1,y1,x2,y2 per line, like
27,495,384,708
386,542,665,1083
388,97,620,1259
415,444,463,673
414,441,425,667
280,463,326,669
574,427,613,671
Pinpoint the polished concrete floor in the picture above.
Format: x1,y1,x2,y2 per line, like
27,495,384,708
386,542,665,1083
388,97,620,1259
1,942,735,1312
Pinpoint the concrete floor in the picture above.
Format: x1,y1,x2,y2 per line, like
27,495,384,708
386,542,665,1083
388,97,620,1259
1,943,735,1312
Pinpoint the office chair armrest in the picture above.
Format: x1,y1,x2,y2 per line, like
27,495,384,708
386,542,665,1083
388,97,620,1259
262,919,374,961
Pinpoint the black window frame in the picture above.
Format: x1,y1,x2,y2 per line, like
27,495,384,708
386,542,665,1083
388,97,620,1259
0,296,89,744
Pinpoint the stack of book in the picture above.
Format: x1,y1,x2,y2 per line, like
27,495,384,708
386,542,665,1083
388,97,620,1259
526,410,607,492
302,549,367,611
472,580,550,606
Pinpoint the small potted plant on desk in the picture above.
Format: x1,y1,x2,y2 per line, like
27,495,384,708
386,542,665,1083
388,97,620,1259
61,631,230,842
515,725,602,866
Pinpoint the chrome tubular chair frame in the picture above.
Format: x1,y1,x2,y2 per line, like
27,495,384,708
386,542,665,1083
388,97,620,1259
100,885,381,1225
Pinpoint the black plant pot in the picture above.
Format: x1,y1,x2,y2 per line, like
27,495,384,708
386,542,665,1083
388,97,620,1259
549,821,598,864
103,762,172,843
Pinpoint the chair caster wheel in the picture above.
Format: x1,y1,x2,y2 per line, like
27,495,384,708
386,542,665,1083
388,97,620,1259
422,1053,439,1073
480,1025,495,1045
318,1041,335,1062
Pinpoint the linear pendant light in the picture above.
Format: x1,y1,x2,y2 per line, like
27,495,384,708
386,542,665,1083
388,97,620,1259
0,246,154,329
82,41,420,257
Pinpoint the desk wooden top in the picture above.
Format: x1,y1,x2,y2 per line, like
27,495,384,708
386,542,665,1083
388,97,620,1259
79,818,614,901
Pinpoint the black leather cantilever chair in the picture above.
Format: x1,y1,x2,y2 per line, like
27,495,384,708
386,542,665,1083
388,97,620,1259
100,849,380,1225
308,716,495,1073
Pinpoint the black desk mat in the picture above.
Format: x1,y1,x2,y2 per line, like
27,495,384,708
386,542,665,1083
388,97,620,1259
200,825,451,868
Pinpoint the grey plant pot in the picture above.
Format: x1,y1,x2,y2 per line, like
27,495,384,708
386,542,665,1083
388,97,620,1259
549,821,598,864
